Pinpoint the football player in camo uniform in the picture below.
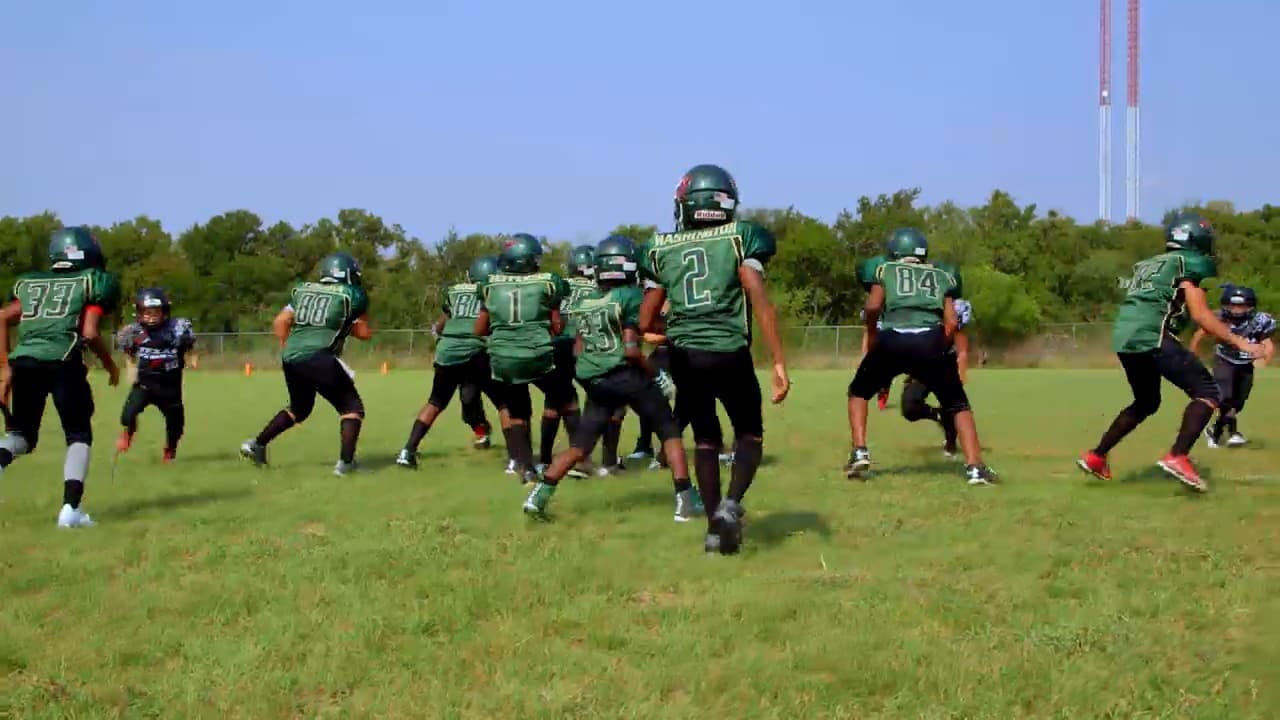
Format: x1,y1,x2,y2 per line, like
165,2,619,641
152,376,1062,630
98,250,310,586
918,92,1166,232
1191,284,1275,449
1077,212,1264,492
240,252,373,475
116,288,196,463
899,297,973,457
522,236,696,520
638,163,790,556
475,233,581,484
0,227,121,528
396,256,507,469
848,229,994,486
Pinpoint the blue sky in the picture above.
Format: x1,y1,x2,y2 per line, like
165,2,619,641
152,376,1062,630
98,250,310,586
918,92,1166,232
2,0,1275,245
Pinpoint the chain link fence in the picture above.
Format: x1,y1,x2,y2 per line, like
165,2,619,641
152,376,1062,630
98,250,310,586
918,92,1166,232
186,323,1121,371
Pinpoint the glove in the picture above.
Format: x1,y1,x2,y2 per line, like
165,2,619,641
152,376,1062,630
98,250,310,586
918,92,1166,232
655,370,676,402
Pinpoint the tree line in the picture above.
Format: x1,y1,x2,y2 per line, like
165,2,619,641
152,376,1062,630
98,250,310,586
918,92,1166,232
2,189,1277,344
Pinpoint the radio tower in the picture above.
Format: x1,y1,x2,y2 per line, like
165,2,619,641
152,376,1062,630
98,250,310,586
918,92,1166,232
1098,0,1112,222
1126,0,1141,221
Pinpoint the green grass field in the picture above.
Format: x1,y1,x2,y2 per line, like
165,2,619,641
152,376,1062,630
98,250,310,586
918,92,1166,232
2,368,1279,719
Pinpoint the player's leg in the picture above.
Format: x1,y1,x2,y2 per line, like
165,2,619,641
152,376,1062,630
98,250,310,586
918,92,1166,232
708,348,763,552
117,385,151,454
0,359,52,481
534,370,586,476
398,362,464,468
915,344,992,485
1225,365,1255,446
538,343,572,466
598,406,626,475
241,360,316,466
523,387,612,516
625,371,697,521
670,348,730,551
457,362,492,449
50,359,97,527
153,384,185,462
877,381,891,412
1079,350,1161,480
1154,338,1220,491
498,381,537,482
845,337,899,478
312,355,366,476
899,377,936,423
1206,357,1235,447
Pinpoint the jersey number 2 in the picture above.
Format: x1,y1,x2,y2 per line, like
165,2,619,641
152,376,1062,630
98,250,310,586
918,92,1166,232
681,248,712,307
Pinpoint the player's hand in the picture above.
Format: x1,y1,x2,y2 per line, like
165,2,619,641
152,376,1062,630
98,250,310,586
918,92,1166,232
105,362,121,387
1237,341,1266,359
771,362,790,404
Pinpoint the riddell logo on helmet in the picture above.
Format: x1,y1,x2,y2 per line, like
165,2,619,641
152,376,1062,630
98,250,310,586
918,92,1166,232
693,209,727,220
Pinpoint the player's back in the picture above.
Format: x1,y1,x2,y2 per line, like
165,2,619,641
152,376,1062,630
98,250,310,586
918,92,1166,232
574,285,642,380
435,282,486,365
283,281,368,362
1112,250,1215,353
866,258,958,331
482,272,563,360
10,267,119,362
558,276,599,342
642,220,775,352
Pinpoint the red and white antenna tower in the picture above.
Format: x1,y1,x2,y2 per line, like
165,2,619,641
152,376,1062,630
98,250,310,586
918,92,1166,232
1126,0,1141,221
1099,0,1112,222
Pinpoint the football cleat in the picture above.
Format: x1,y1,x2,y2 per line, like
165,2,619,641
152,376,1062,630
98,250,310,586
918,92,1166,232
1076,451,1111,481
1157,454,1207,493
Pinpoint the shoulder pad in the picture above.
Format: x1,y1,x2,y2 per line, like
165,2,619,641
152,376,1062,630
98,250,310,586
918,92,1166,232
858,256,886,290
739,220,777,264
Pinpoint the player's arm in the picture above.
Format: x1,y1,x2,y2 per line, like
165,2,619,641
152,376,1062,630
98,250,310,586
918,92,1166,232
272,306,295,347
549,307,563,337
350,314,373,341
1189,327,1208,355
1182,281,1262,356
942,297,958,342
955,330,970,384
862,285,885,349
622,327,657,376
0,300,18,396
739,264,789,403
639,287,667,335
1262,338,1275,365
474,308,491,337
80,306,120,387
430,314,446,340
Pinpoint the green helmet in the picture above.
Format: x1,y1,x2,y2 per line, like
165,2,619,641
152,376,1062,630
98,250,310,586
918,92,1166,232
674,164,739,231
885,228,929,262
568,244,596,278
500,233,542,273
317,251,362,285
467,255,499,283
48,226,106,271
1165,211,1216,257
594,235,638,283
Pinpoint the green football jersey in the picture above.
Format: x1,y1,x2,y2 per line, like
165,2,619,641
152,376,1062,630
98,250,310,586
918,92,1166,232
281,281,370,363
480,271,565,383
858,256,961,331
9,268,120,362
575,285,643,381
557,275,599,344
1112,250,1217,353
639,220,776,352
434,281,487,367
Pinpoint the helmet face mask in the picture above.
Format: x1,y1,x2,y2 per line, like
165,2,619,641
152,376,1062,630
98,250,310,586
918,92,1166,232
1224,286,1257,319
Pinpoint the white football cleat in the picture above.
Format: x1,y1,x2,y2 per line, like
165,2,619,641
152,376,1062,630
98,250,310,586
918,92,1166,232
57,504,95,528
1227,433,1248,448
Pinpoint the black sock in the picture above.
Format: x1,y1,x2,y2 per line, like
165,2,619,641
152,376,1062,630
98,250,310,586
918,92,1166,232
1094,407,1144,456
1172,402,1214,456
1211,415,1228,441
340,418,362,464
602,422,621,467
941,411,958,449
539,416,560,465
1224,414,1239,436
634,415,654,454
165,425,181,453
124,418,138,436
728,437,764,503
63,480,84,509
694,447,722,526
673,476,692,493
562,412,581,457
0,448,13,468
256,410,296,446
406,420,430,453
507,424,535,473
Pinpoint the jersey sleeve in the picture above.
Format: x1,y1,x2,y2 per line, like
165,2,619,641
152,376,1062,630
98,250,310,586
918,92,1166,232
1180,254,1217,286
1257,313,1277,341
620,287,643,331
741,221,777,270
954,299,973,329
90,270,122,313
636,240,661,285
350,286,370,318
858,256,886,291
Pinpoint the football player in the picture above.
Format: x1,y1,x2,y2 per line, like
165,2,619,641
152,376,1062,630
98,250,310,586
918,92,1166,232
540,244,598,476
116,288,196,462
847,229,994,485
1078,212,1264,491
475,233,580,484
1191,284,1275,448
396,256,508,469
0,227,121,527
240,252,373,475
900,297,973,457
638,164,790,555
523,236,695,520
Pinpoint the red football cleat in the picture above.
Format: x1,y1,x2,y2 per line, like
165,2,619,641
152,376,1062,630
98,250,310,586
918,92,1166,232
162,448,176,464
1076,451,1111,481
877,389,889,411
1158,453,1206,493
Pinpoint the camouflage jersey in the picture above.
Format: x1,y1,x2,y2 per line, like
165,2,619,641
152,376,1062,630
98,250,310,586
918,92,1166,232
479,271,566,383
638,220,776,353
281,281,370,363
1215,309,1276,366
1112,250,1216,354
118,318,196,384
574,284,642,381
434,281,486,367
9,268,120,363
857,257,962,331
556,275,599,346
